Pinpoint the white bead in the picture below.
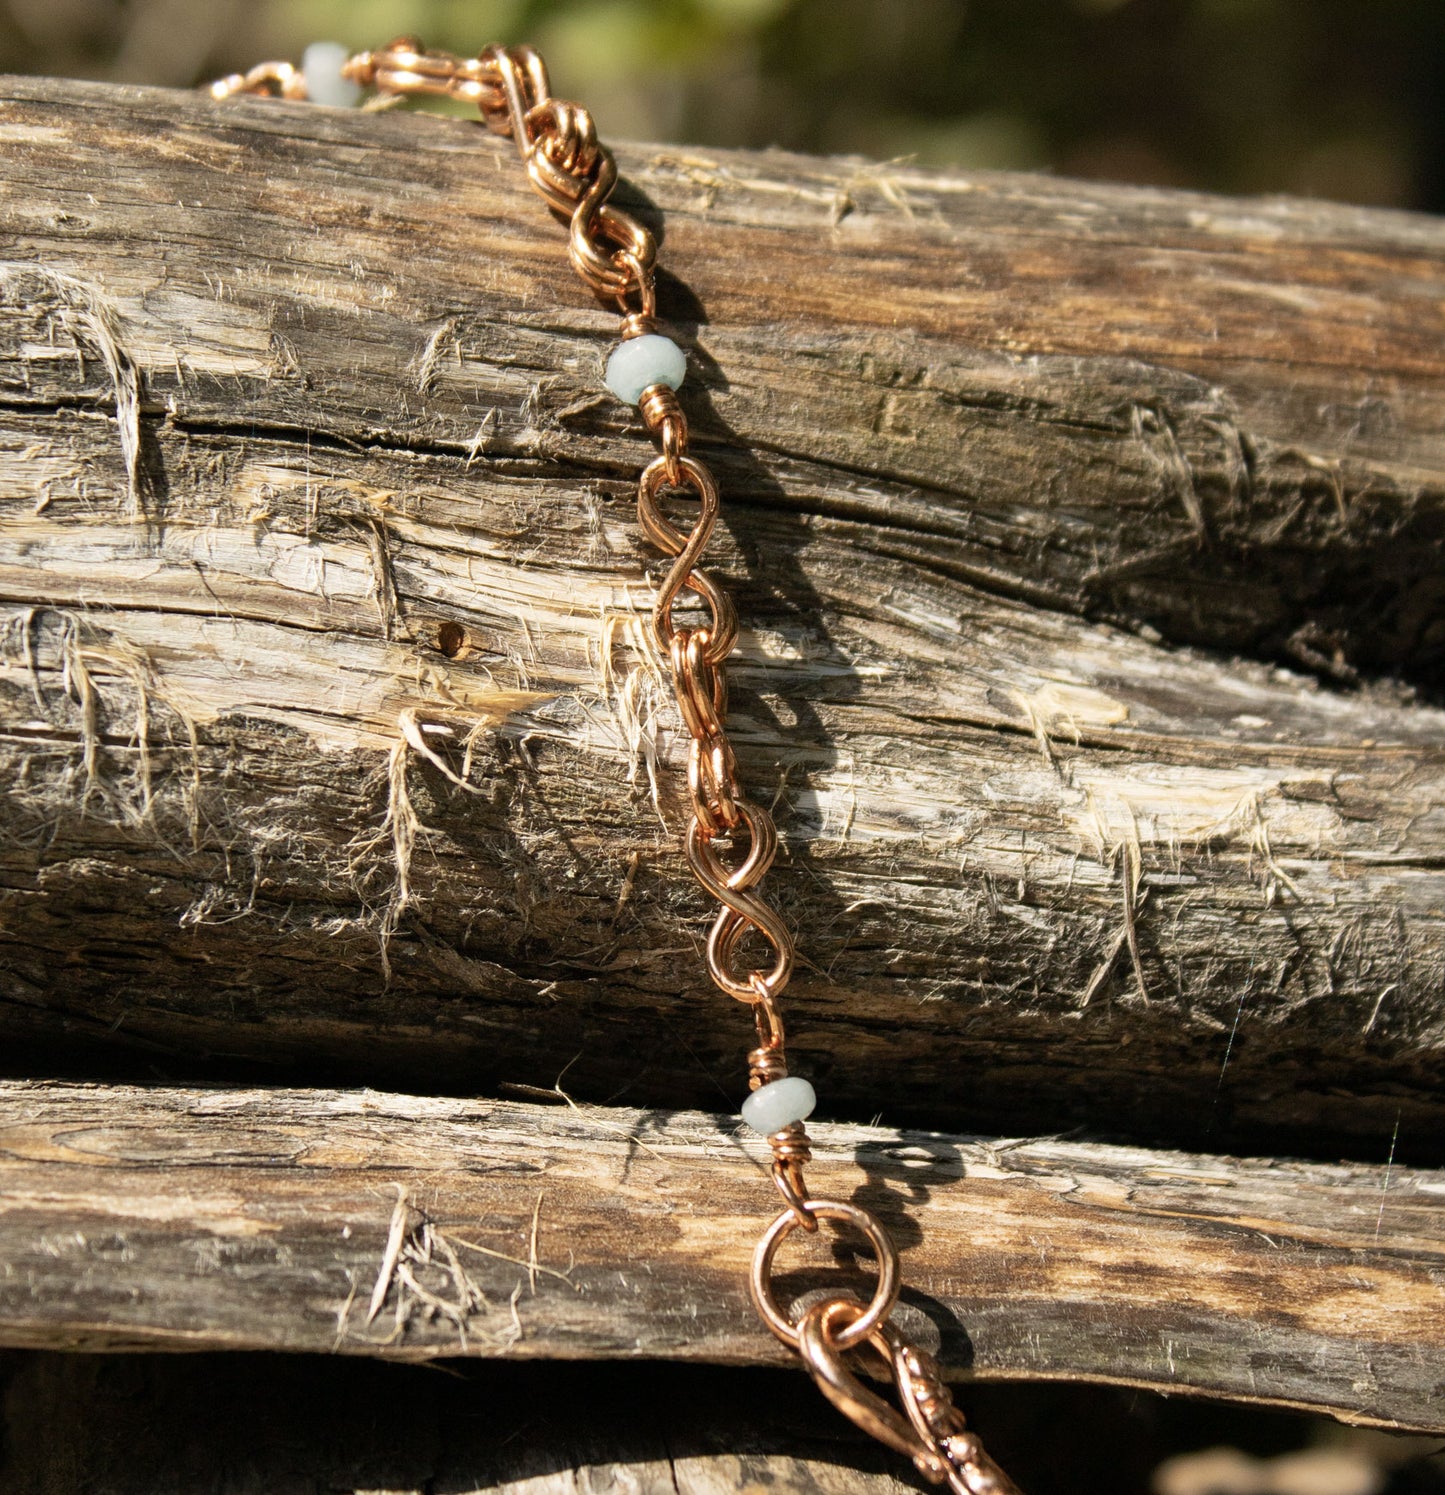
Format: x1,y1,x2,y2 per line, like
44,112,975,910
604,334,687,405
303,42,363,109
741,1076,816,1135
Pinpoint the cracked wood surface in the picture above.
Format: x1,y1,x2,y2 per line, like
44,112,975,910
0,1081,1441,1432
0,79,1441,1161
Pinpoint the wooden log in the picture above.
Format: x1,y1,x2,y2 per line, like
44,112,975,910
0,1081,1441,1432
0,78,1441,1160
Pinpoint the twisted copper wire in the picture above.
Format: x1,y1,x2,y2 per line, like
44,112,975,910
797,1304,1025,1495
209,60,305,100
221,38,656,311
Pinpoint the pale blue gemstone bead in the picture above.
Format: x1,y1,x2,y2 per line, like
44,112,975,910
604,334,687,405
741,1076,817,1136
303,42,363,109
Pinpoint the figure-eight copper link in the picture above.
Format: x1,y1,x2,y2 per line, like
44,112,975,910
212,39,1021,1494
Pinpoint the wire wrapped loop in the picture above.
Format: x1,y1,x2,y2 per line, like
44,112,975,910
751,982,786,1064
614,249,658,318
769,1119,815,1229
640,384,687,484
772,1153,814,1229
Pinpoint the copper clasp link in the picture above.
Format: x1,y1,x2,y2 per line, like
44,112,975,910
798,1301,1023,1495
751,1204,1021,1494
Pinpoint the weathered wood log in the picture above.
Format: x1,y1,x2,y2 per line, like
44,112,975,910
1,1082,1441,1432
0,78,1441,1160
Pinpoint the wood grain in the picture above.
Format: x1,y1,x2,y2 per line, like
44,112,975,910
0,79,1441,1160
0,1081,1440,1431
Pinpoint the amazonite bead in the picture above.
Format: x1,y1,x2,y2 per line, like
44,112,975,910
604,334,687,405
303,41,362,108
741,1076,816,1136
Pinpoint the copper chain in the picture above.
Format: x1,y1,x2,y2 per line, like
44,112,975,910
211,41,1019,1493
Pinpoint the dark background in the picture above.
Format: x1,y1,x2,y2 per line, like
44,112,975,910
0,0,1440,210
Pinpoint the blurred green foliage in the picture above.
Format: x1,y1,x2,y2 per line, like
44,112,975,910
0,0,1439,207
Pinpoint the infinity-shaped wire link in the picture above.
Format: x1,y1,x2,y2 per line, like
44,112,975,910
638,455,738,663
685,803,794,999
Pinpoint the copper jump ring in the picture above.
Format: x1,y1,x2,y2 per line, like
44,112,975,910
750,1199,902,1352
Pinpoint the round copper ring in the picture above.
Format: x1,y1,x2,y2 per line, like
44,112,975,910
750,1199,900,1352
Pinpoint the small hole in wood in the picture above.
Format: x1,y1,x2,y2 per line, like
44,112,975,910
436,621,468,659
